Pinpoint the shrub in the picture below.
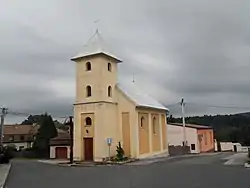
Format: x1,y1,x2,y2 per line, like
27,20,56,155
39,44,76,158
116,142,125,161
0,145,15,164
21,148,40,158
5,145,17,158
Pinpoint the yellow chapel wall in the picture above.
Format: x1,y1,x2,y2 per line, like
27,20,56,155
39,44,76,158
75,55,118,103
94,102,119,161
116,88,138,158
136,108,168,158
151,113,161,152
74,102,119,162
138,112,150,154
73,103,99,161
73,54,120,161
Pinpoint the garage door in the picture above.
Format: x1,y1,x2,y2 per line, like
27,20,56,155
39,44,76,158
55,147,68,159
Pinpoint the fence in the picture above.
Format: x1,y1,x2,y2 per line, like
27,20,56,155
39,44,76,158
168,145,190,156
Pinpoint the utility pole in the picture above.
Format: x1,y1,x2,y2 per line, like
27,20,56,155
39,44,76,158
69,116,74,164
0,108,8,147
180,98,187,146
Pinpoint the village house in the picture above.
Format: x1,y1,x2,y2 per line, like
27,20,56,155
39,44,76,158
49,129,70,159
71,30,169,161
3,124,39,151
168,123,214,154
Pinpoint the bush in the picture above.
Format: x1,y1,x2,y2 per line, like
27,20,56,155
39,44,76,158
0,145,15,164
21,148,40,158
5,145,17,158
116,142,125,161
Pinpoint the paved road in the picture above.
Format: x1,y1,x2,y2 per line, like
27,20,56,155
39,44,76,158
6,153,250,188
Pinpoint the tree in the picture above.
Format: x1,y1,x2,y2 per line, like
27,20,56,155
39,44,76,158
32,113,58,158
54,120,69,131
21,115,42,125
167,114,174,123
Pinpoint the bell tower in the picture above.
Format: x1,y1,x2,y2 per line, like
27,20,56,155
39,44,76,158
71,30,122,161
71,30,122,104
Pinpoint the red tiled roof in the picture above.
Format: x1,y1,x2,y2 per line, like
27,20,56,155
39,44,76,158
3,124,39,135
50,129,70,146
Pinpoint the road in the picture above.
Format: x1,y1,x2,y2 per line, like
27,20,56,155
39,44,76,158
6,153,250,188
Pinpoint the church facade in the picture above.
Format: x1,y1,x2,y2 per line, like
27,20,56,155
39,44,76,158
72,30,169,161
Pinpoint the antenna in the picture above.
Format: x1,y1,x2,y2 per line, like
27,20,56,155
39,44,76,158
132,72,135,83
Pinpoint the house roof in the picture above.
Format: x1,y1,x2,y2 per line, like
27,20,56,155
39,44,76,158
117,81,168,111
71,29,122,62
169,123,212,129
3,124,39,135
50,129,70,146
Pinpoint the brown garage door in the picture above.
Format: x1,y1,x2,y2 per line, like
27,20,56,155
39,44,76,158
55,147,68,159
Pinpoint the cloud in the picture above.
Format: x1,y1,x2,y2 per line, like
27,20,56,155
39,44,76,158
0,0,250,123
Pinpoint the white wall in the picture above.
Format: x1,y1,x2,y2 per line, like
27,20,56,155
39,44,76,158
220,142,234,151
3,142,32,150
214,141,247,152
239,146,250,153
50,146,70,159
167,124,199,153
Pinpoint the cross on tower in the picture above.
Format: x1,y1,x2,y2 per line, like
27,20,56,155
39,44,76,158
94,19,100,33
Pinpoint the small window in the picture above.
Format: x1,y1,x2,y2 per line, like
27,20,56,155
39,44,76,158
152,117,157,134
85,117,92,126
191,144,196,150
140,117,145,128
108,86,112,97
86,62,91,71
20,135,25,141
86,85,92,97
108,63,112,72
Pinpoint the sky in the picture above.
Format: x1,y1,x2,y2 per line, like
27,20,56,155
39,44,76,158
1,0,250,123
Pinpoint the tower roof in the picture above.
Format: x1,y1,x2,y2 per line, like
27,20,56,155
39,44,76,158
71,30,122,62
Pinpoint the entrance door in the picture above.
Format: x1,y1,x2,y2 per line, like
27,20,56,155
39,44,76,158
84,138,93,161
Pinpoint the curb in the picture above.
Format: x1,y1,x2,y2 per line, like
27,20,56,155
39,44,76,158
0,164,12,188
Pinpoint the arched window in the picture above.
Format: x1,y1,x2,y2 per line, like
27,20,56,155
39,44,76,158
108,63,112,72
108,86,112,97
86,85,91,97
86,62,91,71
152,117,156,134
140,117,145,128
85,117,92,126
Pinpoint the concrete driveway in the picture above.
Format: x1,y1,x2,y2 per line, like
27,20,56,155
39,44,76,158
6,153,250,188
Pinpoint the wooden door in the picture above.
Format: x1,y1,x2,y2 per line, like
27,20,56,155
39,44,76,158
84,138,93,161
55,147,67,159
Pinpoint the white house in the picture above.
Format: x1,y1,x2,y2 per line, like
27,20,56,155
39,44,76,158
167,124,199,153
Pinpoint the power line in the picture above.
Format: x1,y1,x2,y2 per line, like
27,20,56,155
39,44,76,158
6,109,69,119
186,102,250,110
165,103,179,107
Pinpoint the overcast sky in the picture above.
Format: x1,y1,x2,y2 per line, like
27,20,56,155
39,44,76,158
1,0,250,123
